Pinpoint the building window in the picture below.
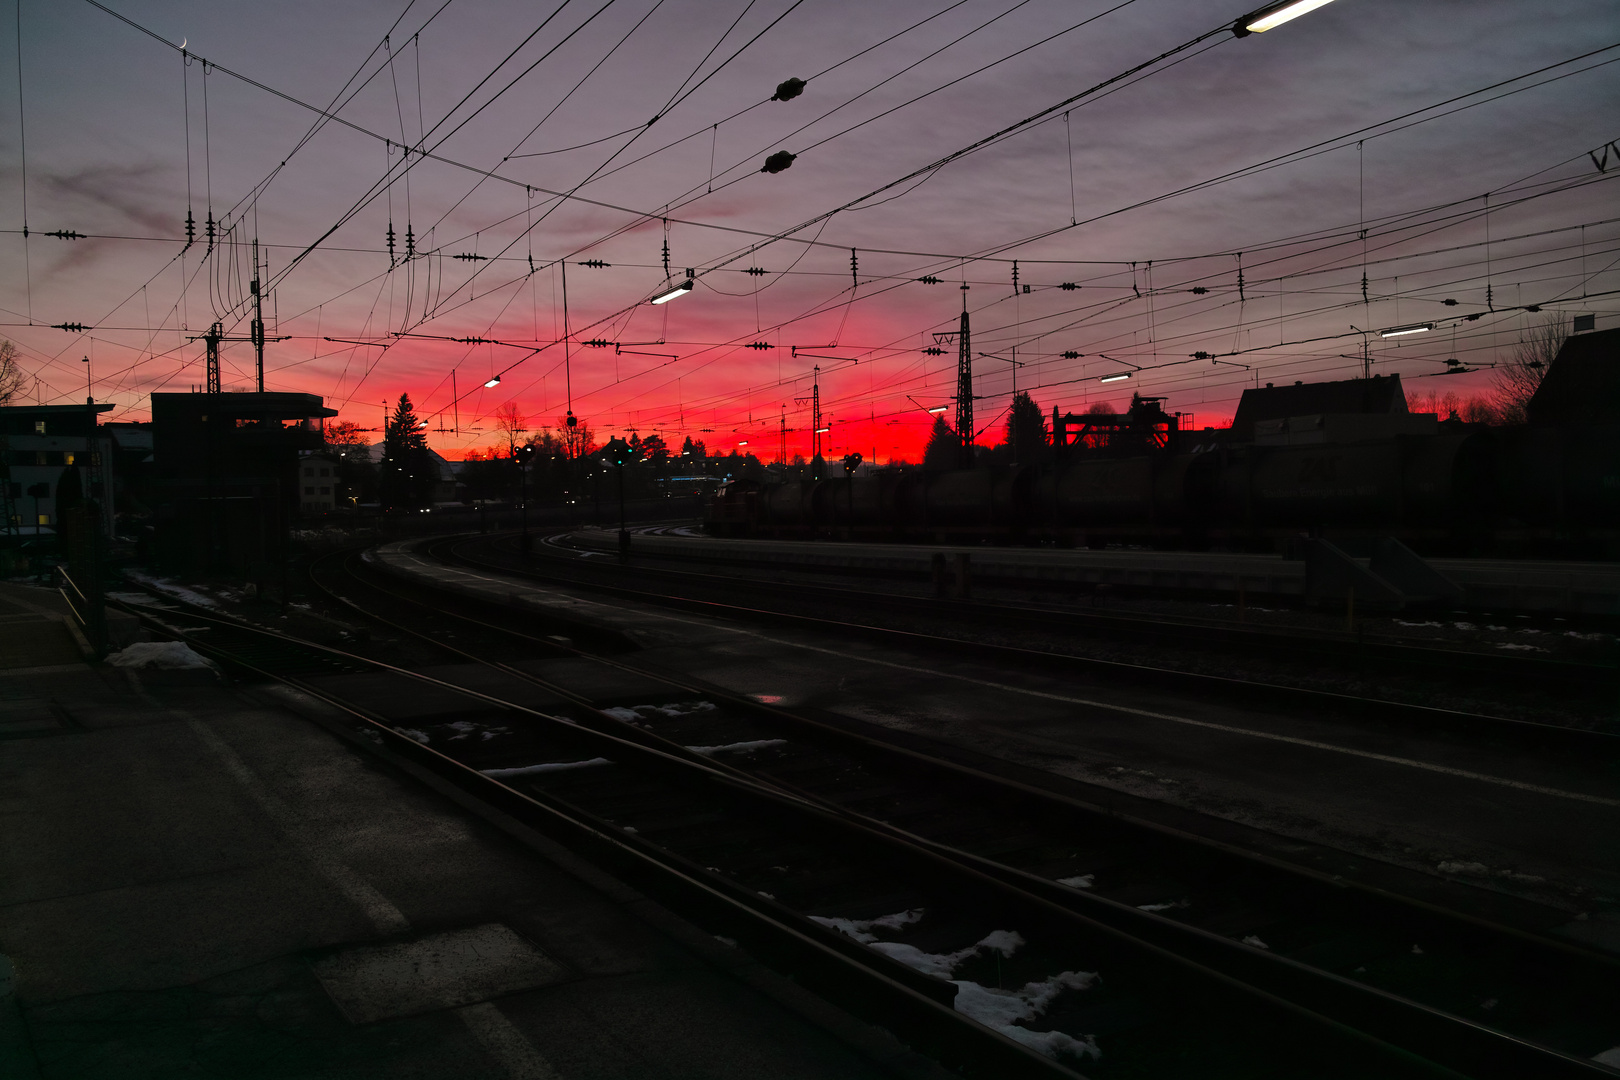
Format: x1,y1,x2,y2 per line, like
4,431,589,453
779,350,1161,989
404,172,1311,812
37,514,49,525
63,452,76,466
304,486,315,495
319,467,330,477
319,486,330,495
303,467,313,477
33,421,45,434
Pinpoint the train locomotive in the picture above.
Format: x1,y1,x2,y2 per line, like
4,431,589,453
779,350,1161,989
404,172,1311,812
706,330,1620,557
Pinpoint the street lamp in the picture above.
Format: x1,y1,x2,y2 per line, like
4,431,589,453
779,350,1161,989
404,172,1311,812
1234,0,1338,35
1378,322,1435,338
484,375,501,388
651,280,694,305
1099,372,1133,384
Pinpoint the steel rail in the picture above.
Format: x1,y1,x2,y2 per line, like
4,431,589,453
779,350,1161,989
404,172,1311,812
570,530,1617,691
107,590,1471,1080
454,530,1620,755
328,540,1618,1079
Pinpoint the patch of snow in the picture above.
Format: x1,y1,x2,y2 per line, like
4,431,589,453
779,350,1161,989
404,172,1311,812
106,591,162,605
601,701,720,726
811,908,925,944
1564,631,1610,642
1242,936,1269,950
1593,1047,1620,1067
1411,945,1424,955
1056,874,1094,889
1452,622,1477,630
1485,625,1508,631
1495,642,1548,652
122,571,220,609
713,936,737,948
752,693,785,704
1480,998,1497,1010
396,728,430,745
952,973,1101,1062
1437,860,1489,876
1394,620,1443,628
871,929,1024,978
106,641,217,671
1137,900,1190,913
688,739,787,756
481,757,612,777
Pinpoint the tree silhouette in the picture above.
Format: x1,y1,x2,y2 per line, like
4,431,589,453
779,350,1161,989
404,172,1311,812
1003,391,1048,465
381,393,434,508
922,416,957,471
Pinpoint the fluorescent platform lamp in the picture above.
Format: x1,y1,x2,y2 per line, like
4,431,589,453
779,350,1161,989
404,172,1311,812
1099,372,1133,384
484,375,501,388
651,279,694,304
417,420,429,428
815,427,830,434
927,405,949,414
737,441,748,446
1241,0,1338,33
1378,322,1435,338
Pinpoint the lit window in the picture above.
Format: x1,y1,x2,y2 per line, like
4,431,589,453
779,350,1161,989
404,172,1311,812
37,514,49,525
33,421,45,434
63,452,75,465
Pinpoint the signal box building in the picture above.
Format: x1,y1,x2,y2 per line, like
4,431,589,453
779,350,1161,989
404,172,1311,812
150,392,336,573
0,403,116,538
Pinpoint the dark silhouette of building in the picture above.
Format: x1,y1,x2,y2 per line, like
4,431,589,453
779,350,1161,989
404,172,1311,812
1525,325,1620,426
1230,374,1408,442
150,392,335,574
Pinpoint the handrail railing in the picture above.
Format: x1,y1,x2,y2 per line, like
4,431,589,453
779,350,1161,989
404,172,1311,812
58,563,106,658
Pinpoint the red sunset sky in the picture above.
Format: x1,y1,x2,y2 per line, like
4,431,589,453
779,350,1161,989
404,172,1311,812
3,0,1616,461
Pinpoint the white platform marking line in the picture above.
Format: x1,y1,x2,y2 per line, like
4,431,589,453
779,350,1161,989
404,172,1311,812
548,601,1620,809
457,1002,562,1079
184,717,414,933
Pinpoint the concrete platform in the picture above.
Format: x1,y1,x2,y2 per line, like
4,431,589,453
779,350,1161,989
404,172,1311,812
566,530,1620,616
0,584,936,1080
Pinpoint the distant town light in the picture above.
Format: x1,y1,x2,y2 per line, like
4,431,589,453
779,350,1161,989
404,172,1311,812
1378,322,1435,338
484,375,501,388
1242,0,1338,33
651,279,694,305
1099,372,1133,384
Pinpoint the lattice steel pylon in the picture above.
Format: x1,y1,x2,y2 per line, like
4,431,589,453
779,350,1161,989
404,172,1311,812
954,286,972,468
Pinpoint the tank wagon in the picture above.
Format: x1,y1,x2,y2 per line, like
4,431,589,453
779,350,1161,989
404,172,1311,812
707,339,1620,557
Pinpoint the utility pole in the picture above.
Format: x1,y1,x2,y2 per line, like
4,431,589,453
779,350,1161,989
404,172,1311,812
251,239,266,392
779,405,787,466
955,285,973,469
205,323,222,394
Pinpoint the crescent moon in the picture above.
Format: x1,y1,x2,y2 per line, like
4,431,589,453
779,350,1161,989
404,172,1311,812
180,37,187,49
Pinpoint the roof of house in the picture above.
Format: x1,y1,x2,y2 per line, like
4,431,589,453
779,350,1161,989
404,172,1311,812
1524,325,1620,425
1230,374,1407,440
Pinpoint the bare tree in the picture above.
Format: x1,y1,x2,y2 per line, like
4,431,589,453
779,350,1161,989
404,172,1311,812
493,402,528,457
1492,314,1564,425
0,340,27,406
323,419,369,447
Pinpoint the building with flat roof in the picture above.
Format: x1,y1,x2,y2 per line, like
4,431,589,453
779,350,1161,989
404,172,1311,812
149,391,336,573
1,403,115,539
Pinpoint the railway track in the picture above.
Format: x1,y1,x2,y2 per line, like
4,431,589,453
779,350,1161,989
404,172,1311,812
111,547,1620,1078
586,528,1617,699
454,529,1618,755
